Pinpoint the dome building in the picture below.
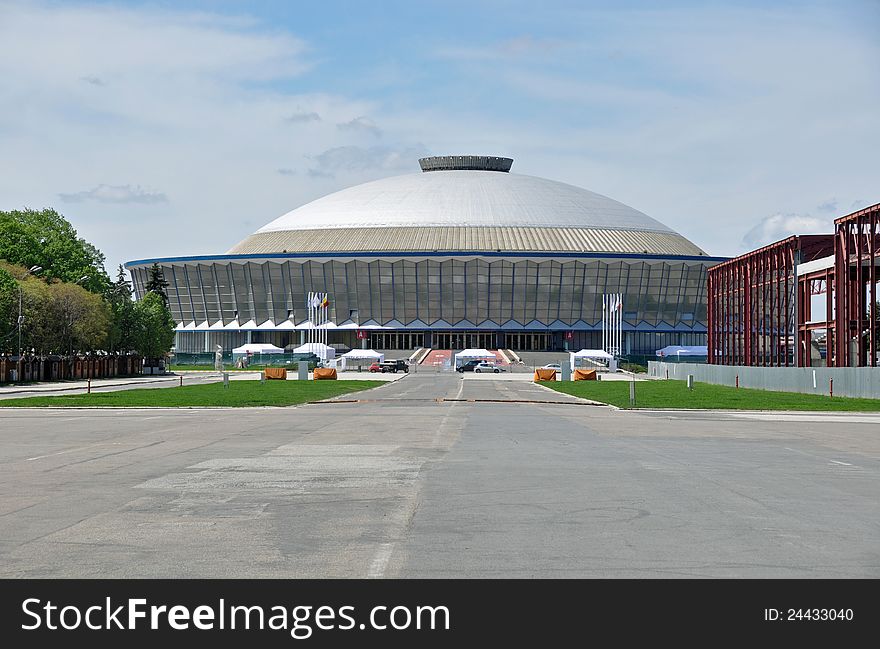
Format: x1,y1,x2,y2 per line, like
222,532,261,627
126,156,724,355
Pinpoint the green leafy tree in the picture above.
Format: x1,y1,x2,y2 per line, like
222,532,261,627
107,265,137,352
0,266,18,349
133,291,175,360
0,208,110,294
18,275,54,354
145,263,169,306
17,276,109,354
50,282,110,355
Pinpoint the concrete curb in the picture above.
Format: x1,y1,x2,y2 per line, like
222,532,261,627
308,396,608,406
0,377,177,396
530,380,616,408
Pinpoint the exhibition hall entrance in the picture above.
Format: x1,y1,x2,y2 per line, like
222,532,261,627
504,332,553,351
433,331,497,350
367,332,425,350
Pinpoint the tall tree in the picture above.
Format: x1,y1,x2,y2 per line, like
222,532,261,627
16,276,109,355
50,282,110,355
0,208,110,294
107,265,136,353
0,266,18,349
133,291,175,360
145,263,169,306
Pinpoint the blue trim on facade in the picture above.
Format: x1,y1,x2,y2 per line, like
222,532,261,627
126,250,728,268
175,323,708,333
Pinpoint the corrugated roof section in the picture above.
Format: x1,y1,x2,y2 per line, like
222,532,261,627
227,227,706,256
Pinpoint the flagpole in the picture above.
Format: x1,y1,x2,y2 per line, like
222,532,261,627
602,295,607,354
616,293,621,357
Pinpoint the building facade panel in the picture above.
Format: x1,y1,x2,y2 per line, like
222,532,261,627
130,254,714,354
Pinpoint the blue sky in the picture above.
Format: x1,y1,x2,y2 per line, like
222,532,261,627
1,0,878,273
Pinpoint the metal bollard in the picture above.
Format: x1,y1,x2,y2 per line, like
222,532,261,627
629,379,636,407
829,378,833,398
687,374,694,390
87,378,91,394
735,375,739,389
179,375,183,387
223,372,229,388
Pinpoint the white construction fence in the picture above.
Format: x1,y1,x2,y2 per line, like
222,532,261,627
648,361,880,399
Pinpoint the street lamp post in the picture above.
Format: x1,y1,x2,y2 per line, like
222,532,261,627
17,265,42,357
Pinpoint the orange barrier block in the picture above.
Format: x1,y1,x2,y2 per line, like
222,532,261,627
533,368,557,382
263,368,287,380
313,368,337,380
573,369,597,381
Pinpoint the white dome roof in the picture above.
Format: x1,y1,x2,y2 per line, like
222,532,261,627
257,170,675,235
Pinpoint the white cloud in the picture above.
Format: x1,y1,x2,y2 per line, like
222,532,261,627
816,199,838,213
0,1,379,270
308,145,429,175
285,110,321,123
79,75,106,86
337,116,382,138
59,184,168,204
435,35,565,62
741,213,831,249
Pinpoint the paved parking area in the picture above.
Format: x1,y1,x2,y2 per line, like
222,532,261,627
0,373,877,578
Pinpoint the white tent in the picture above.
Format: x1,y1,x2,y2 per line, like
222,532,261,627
571,349,613,360
453,348,496,368
291,342,336,361
655,345,707,358
339,348,384,370
231,343,284,356
569,349,613,370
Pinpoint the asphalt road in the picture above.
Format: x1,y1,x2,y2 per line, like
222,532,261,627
1,373,878,578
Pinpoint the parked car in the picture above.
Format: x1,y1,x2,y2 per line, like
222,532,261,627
474,362,505,373
542,363,562,370
456,359,483,373
380,359,409,373
368,362,383,373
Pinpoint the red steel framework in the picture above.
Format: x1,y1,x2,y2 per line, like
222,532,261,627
834,202,880,367
708,235,834,366
796,262,835,367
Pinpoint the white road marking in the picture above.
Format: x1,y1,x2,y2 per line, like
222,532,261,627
367,542,395,578
784,447,860,469
429,380,464,448
26,441,118,461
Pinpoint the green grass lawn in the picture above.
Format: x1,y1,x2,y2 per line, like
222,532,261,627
0,379,382,408
545,379,880,411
